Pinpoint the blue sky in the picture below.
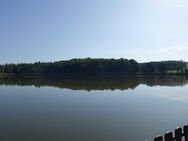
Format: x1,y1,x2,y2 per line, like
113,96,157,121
0,0,188,63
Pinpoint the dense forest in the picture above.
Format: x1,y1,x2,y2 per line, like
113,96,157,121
0,58,187,75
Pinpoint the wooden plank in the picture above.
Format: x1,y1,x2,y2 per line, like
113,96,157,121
154,135,163,141
164,132,173,141
184,124,188,141
175,127,182,141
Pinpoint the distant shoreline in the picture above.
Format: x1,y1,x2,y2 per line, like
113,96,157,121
0,58,187,76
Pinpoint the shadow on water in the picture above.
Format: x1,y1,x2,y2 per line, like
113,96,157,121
0,75,188,91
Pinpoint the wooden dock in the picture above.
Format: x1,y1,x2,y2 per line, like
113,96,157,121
154,124,188,141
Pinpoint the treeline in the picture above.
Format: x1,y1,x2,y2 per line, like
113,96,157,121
0,58,187,75
140,61,187,74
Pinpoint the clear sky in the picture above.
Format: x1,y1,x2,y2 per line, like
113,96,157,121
0,0,188,63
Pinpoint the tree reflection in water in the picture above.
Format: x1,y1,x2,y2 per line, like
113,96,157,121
0,75,187,91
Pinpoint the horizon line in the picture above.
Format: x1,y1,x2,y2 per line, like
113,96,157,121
0,58,187,65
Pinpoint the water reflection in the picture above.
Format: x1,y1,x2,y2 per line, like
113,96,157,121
0,75,187,90
0,75,188,141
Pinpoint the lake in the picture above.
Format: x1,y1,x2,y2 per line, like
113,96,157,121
0,75,188,141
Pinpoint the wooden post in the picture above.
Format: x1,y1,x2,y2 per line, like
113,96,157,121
164,132,173,141
154,135,163,141
184,124,188,141
175,127,182,141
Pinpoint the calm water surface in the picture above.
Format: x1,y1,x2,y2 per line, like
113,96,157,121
0,76,188,141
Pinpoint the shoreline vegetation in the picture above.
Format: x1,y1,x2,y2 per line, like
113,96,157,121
0,58,188,76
